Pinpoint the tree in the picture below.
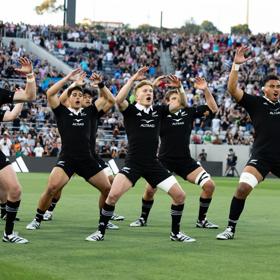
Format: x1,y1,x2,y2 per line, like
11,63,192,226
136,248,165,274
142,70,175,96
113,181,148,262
231,24,251,35
181,18,200,34
200,20,221,34
35,0,64,15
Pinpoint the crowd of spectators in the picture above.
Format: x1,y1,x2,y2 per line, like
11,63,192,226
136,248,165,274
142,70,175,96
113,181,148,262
0,22,280,158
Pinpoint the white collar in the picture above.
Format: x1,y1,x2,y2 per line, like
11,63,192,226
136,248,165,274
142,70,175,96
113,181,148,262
67,107,84,115
262,96,280,105
135,103,153,114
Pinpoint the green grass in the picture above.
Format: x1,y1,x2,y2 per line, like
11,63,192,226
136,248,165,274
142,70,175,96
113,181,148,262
0,174,280,280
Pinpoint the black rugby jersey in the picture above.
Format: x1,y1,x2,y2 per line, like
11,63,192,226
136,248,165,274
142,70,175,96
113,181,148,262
52,103,98,159
90,110,105,155
0,110,5,122
159,105,211,160
0,88,14,106
122,103,169,161
238,93,280,161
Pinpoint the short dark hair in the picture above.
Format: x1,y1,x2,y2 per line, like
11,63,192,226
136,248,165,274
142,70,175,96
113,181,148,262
83,87,95,97
262,75,280,87
67,86,83,97
165,89,179,102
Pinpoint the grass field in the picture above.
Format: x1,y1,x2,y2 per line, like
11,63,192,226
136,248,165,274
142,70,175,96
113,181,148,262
0,173,279,280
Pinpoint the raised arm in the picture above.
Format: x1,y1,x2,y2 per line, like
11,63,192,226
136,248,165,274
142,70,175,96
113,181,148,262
166,75,187,109
89,73,115,111
116,66,149,111
228,46,250,102
46,68,82,109
2,103,23,122
194,77,218,113
13,57,36,102
59,71,87,106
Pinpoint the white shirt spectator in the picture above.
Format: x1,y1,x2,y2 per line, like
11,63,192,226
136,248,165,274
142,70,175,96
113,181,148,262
0,136,12,156
34,144,44,157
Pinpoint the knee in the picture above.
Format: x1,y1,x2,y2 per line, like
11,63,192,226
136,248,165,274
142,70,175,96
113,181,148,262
145,187,156,200
46,183,61,197
202,181,215,197
173,190,186,204
8,184,22,201
235,183,252,199
106,192,119,205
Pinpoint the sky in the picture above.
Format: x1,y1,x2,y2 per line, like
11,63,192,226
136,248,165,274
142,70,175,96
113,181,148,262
0,0,279,34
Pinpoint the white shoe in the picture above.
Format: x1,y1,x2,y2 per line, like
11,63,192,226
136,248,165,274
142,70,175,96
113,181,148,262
26,219,41,230
85,230,104,241
216,227,235,240
170,232,196,243
3,232,29,244
110,213,125,221
129,217,147,227
43,211,53,221
106,221,119,230
196,219,219,229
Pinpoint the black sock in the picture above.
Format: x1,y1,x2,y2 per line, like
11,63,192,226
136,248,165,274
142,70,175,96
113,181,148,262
48,198,59,212
35,208,45,223
228,197,246,232
198,197,212,221
5,200,20,235
98,203,115,234
140,198,154,222
171,204,184,235
0,202,6,218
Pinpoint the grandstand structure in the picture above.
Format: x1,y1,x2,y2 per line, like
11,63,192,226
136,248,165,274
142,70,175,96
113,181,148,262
0,22,279,173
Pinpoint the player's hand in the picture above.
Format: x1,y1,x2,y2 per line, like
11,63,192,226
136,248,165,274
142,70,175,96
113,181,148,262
152,75,166,87
14,57,33,75
234,46,251,65
66,68,83,81
165,75,181,88
193,77,208,90
131,66,149,81
89,72,103,86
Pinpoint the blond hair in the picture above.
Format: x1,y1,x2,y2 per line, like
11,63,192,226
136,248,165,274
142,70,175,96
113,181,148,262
132,80,154,97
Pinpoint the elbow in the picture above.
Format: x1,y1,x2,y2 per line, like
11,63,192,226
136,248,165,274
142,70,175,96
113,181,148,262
115,96,123,105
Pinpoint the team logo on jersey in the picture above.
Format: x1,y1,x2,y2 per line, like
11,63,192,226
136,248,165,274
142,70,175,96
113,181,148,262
180,111,188,117
69,113,73,116
167,114,172,118
152,111,158,117
121,167,131,174
57,161,65,167
137,112,142,116
249,159,258,165
140,119,155,127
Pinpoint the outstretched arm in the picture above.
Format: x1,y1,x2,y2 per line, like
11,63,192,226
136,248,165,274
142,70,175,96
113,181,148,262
13,57,36,102
194,77,218,113
46,68,82,109
2,103,24,121
228,46,250,102
116,66,149,111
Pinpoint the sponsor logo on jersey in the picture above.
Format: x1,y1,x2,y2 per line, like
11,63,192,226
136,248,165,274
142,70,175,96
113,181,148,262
152,111,158,117
140,119,155,127
269,107,280,115
72,118,85,126
172,118,184,126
